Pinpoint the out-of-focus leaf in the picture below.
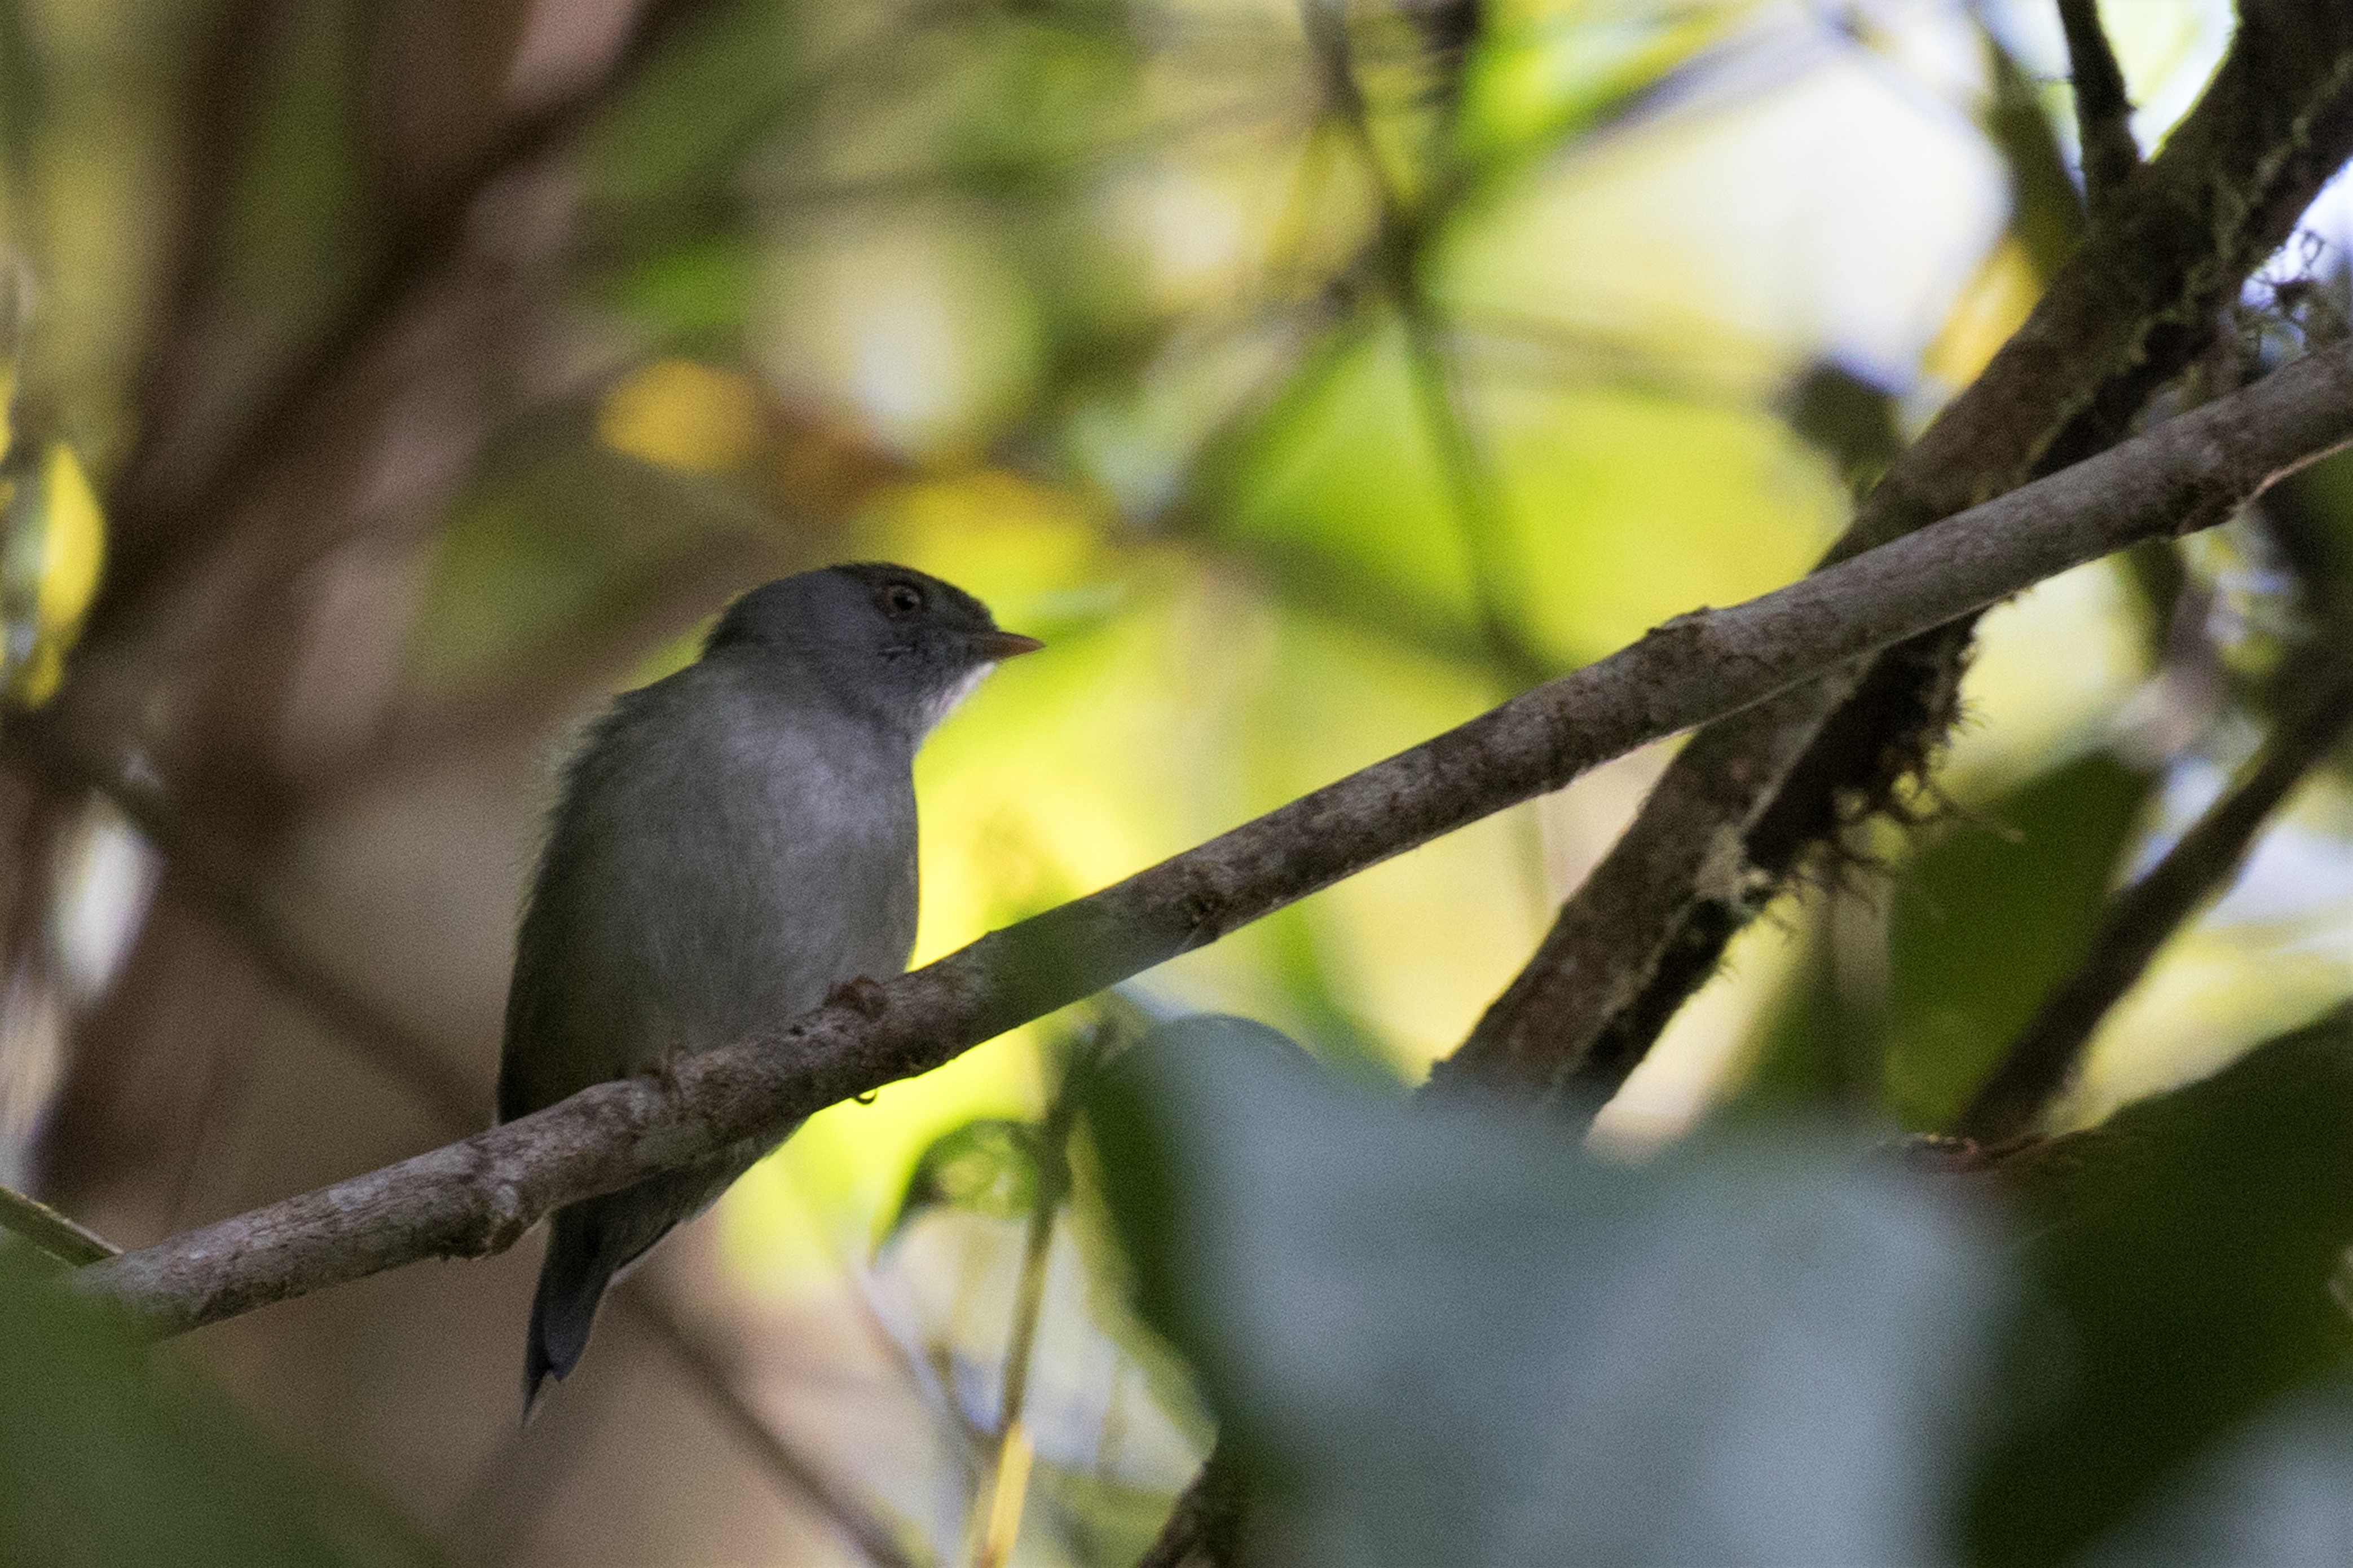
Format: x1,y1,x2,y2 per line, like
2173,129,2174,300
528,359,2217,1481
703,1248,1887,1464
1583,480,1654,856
1721,922,1861,1115
1090,1013,2005,1567
2079,1378,2353,1566
602,235,759,341
1781,358,1902,496
576,0,797,211
1455,1,1748,170
0,1248,413,1566
878,1116,1041,1250
1884,749,2156,1129
1025,1455,1183,1568
1221,313,1839,668
1,435,104,705
2288,446,2353,621
1972,1009,2353,1565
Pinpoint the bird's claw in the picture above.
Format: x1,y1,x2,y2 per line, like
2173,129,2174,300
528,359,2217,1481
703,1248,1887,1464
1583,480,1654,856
826,975,891,1018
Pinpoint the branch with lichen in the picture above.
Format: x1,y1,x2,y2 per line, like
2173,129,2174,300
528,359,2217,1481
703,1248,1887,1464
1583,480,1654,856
1443,2,2353,1109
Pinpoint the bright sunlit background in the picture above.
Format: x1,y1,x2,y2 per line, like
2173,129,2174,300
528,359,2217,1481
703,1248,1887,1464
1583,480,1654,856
3,1,2351,1563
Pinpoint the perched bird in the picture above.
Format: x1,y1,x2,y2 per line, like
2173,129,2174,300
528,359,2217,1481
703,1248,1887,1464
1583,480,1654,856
498,562,1041,1414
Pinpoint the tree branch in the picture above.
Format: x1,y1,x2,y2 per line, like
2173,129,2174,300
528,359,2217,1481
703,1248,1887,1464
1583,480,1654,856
1955,469,2353,1141
53,335,2353,1333
2057,0,2140,213
0,1180,119,1266
1443,3,2353,1106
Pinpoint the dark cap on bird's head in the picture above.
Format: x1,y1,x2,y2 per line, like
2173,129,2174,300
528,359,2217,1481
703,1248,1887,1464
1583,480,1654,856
704,562,1041,736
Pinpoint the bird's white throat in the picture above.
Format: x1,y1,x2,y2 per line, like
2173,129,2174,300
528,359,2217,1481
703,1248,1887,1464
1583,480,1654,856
920,662,995,735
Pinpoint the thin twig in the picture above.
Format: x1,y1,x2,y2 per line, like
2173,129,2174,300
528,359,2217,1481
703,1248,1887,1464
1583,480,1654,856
1304,0,1546,688
1953,652,2353,1142
2056,0,2140,214
70,335,2353,1334
0,1179,120,1265
624,1280,930,1568
971,1059,1085,1568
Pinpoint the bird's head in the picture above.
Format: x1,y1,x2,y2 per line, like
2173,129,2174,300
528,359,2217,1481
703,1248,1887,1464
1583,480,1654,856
705,563,1042,737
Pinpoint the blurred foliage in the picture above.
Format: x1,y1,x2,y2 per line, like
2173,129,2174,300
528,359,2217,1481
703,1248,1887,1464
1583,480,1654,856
0,1246,433,1566
0,275,104,705
1974,1014,2353,1565
0,427,102,702
1881,750,2158,1128
1095,1009,2353,1567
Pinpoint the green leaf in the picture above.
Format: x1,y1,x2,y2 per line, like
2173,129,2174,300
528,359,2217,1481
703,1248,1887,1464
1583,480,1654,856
1090,1014,2007,1567
1970,1008,2353,1566
1025,1452,1195,1568
1885,749,2156,1128
2078,1377,2353,1565
879,1116,1042,1249
1455,4,1747,171
0,1248,416,1566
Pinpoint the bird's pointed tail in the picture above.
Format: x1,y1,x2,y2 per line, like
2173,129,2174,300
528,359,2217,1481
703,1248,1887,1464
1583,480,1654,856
517,1149,772,1421
522,1208,617,1422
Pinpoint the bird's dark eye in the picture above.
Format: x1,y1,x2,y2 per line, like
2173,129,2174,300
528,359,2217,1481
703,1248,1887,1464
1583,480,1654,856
880,582,925,619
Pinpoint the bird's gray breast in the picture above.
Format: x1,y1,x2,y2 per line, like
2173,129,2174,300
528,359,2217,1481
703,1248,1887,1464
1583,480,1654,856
501,660,919,1114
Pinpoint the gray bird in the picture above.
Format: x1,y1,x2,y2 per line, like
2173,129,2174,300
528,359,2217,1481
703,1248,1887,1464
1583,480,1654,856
498,562,1041,1414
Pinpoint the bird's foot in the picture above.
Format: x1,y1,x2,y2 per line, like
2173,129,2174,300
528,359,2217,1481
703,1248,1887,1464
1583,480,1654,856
825,975,891,1018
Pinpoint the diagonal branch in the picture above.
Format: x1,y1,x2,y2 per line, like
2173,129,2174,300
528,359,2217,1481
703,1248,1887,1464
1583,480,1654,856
2057,0,2140,213
0,1178,119,1266
1953,648,2353,1143
61,335,2353,1335
1955,473,2353,1142
1443,3,2353,1106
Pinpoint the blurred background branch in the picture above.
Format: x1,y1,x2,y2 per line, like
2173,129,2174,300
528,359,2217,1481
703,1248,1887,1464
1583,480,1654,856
2055,0,2138,214
1955,639,2353,1142
1958,472,2353,1142
0,1173,115,1264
